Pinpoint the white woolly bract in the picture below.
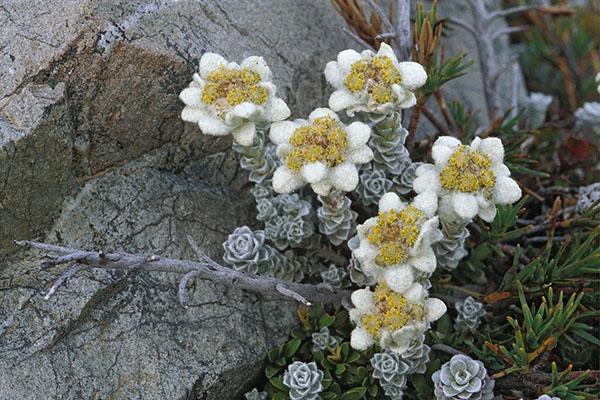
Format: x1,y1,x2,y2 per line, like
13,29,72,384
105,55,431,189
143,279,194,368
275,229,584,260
179,52,290,146
412,136,522,224
271,108,372,195
348,285,446,354
324,43,427,115
352,192,442,284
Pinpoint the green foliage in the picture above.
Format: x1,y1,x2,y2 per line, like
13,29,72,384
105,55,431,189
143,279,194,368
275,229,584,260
546,362,596,400
263,305,379,399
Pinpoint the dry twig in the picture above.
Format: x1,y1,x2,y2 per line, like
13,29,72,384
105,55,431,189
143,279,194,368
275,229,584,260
15,240,351,307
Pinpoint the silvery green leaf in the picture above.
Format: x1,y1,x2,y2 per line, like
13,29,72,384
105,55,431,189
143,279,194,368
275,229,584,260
432,354,495,400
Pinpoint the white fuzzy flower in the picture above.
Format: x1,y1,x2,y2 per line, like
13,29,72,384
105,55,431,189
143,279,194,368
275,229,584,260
596,71,600,94
179,53,290,146
270,108,373,195
349,283,446,354
352,193,441,290
324,43,427,116
412,136,522,223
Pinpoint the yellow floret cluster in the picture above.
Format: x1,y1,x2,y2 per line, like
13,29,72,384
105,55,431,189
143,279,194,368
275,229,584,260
344,56,402,104
439,145,496,193
367,205,425,266
360,283,425,340
285,116,349,172
201,67,268,107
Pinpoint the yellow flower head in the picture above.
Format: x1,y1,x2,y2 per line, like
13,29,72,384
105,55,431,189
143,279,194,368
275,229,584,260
285,116,349,172
344,56,402,104
360,283,425,340
201,66,268,107
367,205,425,266
439,145,496,193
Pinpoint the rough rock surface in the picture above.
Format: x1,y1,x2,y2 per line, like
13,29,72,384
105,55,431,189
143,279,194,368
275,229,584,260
0,0,521,398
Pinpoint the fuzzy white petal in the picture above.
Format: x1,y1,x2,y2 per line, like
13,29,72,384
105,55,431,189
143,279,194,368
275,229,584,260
346,121,371,148
347,146,374,164
179,87,203,108
452,192,479,220
309,107,339,121
232,122,256,146
324,61,344,87
384,266,414,294
273,167,305,193
240,56,272,81
301,162,328,183
412,169,440,195
425,298,447,322
270,121,297,145
329,90,360,112
351,288,375,312
378,192,404,212
311,180,333,196
276,143,292,158
330,163,359,192
199,53,227,77
434,136,462,149
479,137,505,163
337,49,362,69
265,98,291,122
405,283,427,304
349,308,362,323
478,204,497,222
351,327,374,351
415,163,438,176
413,192,438,217
412,217,441,252
377,43,398,61
196,112,231,136
231,102,259,120
181,107,204,124
493,176,522,205
432,144,456,167
492,163,511,177
410,247,437,274
398,61,428,90
392,85,417,108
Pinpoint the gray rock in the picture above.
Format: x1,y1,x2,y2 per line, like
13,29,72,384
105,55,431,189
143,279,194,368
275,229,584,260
0,0,355,256
0,0,355,398
0,166,297,400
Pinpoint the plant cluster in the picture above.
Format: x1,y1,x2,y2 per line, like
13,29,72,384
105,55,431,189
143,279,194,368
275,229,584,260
225,1,599,398
29,1,598,399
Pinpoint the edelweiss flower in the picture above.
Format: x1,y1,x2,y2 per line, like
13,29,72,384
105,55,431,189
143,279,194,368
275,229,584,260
413,136,522,223
324,43,427,115
270,108,373,195
352,192,441,292
349,283,446,354
179,53,290,146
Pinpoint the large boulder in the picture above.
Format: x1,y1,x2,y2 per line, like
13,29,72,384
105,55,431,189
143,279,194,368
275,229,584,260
0,0,522,398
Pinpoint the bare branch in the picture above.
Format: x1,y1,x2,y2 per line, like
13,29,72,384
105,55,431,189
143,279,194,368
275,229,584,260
375,32,396,40
44,263,90,300
488,5,575,20
178,270,202,307
491,26,529,41
446,17,478,38
364,0,396,37
510,62,520,121
276,284,311,306
395,0,411,60
15,240,351,306
341,27,374,50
